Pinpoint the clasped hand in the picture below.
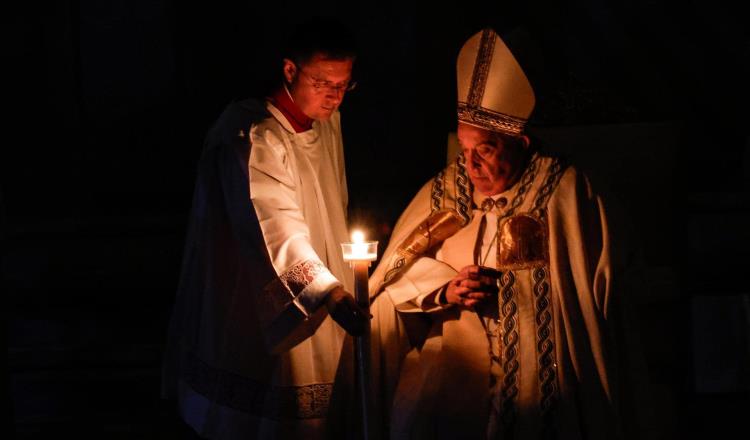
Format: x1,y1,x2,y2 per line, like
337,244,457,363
444,265,501,307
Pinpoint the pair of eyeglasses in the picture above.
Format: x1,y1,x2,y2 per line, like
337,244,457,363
299,69,357,94
462,143,497,161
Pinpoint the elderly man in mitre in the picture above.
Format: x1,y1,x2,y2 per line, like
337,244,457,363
368,28,650,439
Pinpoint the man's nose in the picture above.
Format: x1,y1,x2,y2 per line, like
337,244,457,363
329,93,343,104
325,87,345,102
466,150,480,167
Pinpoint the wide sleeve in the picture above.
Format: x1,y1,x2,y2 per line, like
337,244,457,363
369,180,434,295
547,166,653,438
369,178,461,312
384,257,457,312
547,167,615,392
248,125,340,319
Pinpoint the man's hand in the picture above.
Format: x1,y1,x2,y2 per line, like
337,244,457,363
444,265,500,307
325,286,368,336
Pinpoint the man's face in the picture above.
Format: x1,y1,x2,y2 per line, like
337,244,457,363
457,122,528,196
284,54,354,120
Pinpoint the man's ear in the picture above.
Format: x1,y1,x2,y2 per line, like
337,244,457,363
282,59,296,85
520,134,531,149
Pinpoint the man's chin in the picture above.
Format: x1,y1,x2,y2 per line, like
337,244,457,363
471,179,506,196
311,113,331,121
318,107,336,118
472,185,493,195
469,176,490,188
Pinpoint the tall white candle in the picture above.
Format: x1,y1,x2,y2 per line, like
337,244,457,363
340,230,378,439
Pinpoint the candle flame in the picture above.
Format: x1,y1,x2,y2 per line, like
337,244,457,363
351,230,365,244
342,230,377,262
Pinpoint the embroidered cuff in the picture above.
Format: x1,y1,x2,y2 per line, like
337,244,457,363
279,260,340,316
294,271,341,316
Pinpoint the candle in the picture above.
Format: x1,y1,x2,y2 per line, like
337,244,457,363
341,230,378,261
340,230,378,439
341,230,378,308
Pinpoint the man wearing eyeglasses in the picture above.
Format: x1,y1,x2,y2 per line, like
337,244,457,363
162,17,367,440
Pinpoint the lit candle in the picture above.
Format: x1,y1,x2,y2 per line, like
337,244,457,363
340,230,378,310
340,230,378,439
342,230,378,261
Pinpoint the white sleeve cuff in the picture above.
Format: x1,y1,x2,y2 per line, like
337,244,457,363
384,257,457,313
294,270,341,316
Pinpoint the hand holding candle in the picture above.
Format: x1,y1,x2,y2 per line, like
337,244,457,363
326,231,377,336
325,286,367,336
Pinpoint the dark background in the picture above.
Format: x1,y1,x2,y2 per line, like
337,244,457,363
4,1,749,438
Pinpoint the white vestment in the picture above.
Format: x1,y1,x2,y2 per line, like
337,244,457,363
165,99,354,440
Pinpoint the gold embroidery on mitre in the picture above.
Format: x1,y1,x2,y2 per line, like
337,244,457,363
467,29,496,108
456,28,535,136
457,102,527,136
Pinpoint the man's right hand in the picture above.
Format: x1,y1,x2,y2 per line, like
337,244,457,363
325,286,368,336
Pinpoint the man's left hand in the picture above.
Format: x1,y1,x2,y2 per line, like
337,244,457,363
325,286,368,336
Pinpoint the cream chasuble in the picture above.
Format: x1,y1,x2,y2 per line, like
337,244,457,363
368,152,644,440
